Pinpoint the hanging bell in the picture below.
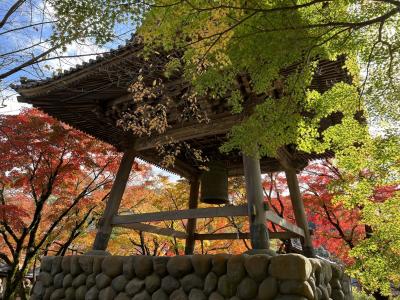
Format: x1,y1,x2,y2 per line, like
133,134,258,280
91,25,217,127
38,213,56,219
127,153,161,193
200,161,229,205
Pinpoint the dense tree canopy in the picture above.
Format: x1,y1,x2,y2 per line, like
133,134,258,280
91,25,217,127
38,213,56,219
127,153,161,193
0,108,122,298
2,1,400,298
48,0,400,151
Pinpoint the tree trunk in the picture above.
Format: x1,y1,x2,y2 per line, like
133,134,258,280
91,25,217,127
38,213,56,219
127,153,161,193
4,269,23,300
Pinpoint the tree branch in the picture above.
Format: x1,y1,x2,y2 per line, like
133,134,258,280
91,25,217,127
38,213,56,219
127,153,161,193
0,0,26,29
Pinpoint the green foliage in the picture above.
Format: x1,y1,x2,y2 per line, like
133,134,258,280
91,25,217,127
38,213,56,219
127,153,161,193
49,0,400,158
47,1,400,295
349,195,400,296
133,0,400,158
49,0,142,45
324,133,400,296
353,290,375,300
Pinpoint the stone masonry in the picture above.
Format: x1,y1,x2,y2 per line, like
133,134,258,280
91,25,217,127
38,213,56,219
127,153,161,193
30,253,352,300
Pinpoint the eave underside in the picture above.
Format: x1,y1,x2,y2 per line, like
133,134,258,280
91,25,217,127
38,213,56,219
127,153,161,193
16,46,346,178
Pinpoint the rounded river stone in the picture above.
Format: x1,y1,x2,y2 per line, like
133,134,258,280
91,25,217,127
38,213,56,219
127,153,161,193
181,273,203,292
62,273,73,288
269,254,312,281
99,286,116,300
70,256,82,276
161,275,180,294
125,278,145,296
50,288,65,300
191,255,211,277
244,254,270,282
102,256,123,278
170,288,188,300
51,256,63,276
41,257,53,273
209,292,224,300
78,255,93,274
85,286,99,300
86,273,96,288
188,288,206,300
115,292,131,300
72,273,86,289
211,254,229,276
258,277,278,300
75,285,86,300
123,257,136,279
237,277,258,300
167,256,192,278
53,273,64,289
61,256,71,274
38,272,53,287
217,274,236,298
132,290,151,300
64,286,75,300
279,280,314,300
134,256,153,278
204,272,218,295
95,273,112,290
145,274,161,293
152,289,169,300
153,256,169,276
112,275,129,292
93,256,104,274
227,255,246,283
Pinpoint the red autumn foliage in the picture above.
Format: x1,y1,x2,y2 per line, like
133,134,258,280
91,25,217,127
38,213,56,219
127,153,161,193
0,108,125,298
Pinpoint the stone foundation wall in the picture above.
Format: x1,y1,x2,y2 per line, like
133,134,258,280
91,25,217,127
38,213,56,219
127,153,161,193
31,253,352,300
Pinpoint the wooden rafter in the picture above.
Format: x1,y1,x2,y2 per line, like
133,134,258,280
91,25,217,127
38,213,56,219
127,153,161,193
134,114,242,152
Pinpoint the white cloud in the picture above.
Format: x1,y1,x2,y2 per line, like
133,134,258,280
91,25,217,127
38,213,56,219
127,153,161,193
0,88,31,115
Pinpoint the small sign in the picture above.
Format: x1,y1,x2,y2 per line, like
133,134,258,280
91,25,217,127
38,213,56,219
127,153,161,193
290,238,303,251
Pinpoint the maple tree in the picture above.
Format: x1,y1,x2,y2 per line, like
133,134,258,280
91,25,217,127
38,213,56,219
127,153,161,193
105,177,251,257
262,159,400,298
0,108,123,299
45,0,400,156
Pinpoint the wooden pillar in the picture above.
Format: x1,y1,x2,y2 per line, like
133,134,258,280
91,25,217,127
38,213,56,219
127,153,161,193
184,176,200,255
93,147,136,250
243,154,270,249
285,168,314,257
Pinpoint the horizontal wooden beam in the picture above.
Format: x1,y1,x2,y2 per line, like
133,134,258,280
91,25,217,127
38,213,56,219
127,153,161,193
135,114,242,151
265,211,305,237
112,205,248,225
112,206,304,237
194,231,298,241
115,222,187,239
195,232,250,240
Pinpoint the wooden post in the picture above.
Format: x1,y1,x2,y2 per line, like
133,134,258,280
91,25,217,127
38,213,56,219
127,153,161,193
184,176,200,255
92,147,136,250
285,168,314,257
242,154,270,249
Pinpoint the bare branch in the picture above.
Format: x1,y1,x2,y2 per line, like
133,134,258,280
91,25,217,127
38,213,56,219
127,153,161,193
0,0,26,29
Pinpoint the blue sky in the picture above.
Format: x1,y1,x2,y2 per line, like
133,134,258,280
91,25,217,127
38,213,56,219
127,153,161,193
0,0,135,114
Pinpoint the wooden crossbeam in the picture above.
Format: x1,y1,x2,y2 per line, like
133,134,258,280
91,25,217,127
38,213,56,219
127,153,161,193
115,222,187,239
112,205,305,238
195,231,299,241
112,205,248,225
265,211,305,237
114,224,299,241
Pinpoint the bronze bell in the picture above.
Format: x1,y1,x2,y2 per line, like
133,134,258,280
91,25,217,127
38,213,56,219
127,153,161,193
200,161,229,204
